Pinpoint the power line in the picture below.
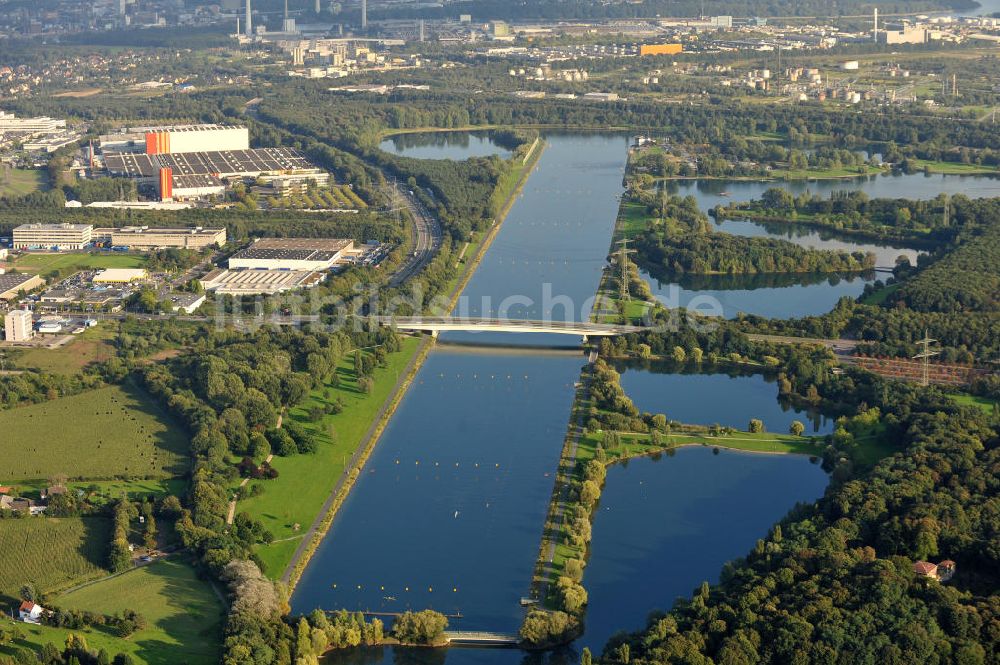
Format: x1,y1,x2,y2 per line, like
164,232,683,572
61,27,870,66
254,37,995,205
615,238,635,303
912,329,939,387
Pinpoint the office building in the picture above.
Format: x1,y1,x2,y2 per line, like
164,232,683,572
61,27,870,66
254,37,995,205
104,226,227,250
4,309,33,341
13,224,93,250
0,111,67,134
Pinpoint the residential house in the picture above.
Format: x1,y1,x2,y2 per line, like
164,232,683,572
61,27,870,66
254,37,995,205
937,560,956,582
19,601,44,624
913,559,956,582
0,495,45,515
41,485,66,500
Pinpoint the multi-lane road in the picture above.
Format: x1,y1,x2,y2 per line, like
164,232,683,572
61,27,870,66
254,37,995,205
386,179,442,287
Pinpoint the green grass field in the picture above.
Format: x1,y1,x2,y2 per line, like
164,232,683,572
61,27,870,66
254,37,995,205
910,159,999,175
17,478,187,504
0,168,46,197
48,558,224,665
950,392,998,414
618,201,649,238
12,253,146,280
0,383,189,482
0,517,111,602
239,337,421,576
860,282,901,306
12,324,117,375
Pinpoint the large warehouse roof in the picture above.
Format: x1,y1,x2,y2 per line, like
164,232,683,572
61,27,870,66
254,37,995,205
104,147,319,179
230,238,353,264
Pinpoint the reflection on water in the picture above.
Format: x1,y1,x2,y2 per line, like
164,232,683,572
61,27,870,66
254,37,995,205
641,265,876,320
615,363,835,435
379,131,512,160
637,170,1000,318
660,171,1000,210
579,447,828,650
713,219,922,267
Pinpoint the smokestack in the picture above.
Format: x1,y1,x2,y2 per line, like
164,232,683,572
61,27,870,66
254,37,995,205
284,0,288,20
361,0,367,31
245,0,252,36
419,19,424,42
873,7,878,41
315,0,320,13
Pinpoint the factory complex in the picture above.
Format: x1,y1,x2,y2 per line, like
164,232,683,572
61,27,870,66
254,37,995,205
228,238,354,271
201,237,386,295
200,268,327,295
99,124,250,154
0,274,45,300
98,123,329,202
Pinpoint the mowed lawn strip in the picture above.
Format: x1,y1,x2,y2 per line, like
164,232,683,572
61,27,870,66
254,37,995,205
52,557,224,665
240,337,421,576
0,383,189,482
0,517,111,602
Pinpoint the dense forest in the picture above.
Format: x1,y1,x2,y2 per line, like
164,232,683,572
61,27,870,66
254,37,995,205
597,372,998,665
888,226,1000,313
635,230,875,276
721,191,998,245
731,196,1000,363
628,190,875,277
136,323,405,661
575,317,1000,664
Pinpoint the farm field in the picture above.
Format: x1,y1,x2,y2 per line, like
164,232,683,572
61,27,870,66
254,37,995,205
239,337,421,576
12,323,117,374
49,557,224,665
0,517,110,602
0,383,189,482
0,168,47,197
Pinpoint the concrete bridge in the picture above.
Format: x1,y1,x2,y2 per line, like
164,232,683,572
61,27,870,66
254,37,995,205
443,631,520,646
375,316,644,341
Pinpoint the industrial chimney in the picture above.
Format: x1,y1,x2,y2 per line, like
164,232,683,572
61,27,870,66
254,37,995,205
245,0,252,36
361,0,367,31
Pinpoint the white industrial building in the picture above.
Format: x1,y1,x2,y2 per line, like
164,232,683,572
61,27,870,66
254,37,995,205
92,268,148,284
227,238,354,271
13,224,93,250
4,309,33,341
0,274,45,300
200,268,326,295
99,124,250,154
0,111,67,134
99,226,227,250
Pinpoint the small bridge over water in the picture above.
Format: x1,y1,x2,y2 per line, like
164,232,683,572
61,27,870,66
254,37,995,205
443,631,520,647
375,316,644,341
